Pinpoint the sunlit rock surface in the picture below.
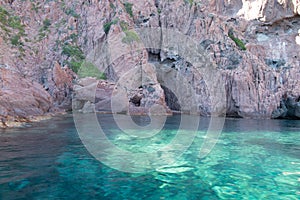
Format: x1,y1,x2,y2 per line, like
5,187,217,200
0,0,299,124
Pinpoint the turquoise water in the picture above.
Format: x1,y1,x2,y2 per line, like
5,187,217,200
0,114,299,199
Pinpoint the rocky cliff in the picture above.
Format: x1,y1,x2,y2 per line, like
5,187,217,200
0,0,299,126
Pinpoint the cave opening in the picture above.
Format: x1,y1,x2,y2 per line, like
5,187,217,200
147,49,183,112
161,85,181,112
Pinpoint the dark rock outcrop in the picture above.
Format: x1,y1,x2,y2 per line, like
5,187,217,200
272,95,300,119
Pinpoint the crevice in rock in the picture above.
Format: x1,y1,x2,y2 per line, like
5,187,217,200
225,77,243,118
148,50,190,113
154,0,161,27
104,65,117,81
262,15,300,27
130,94,142,107
186,4,198,36
258,15,300,36
147,50,161,62
265,58,286,69
161,85,181,111
148,49,180,67
153,0,163,50
226,111,243,118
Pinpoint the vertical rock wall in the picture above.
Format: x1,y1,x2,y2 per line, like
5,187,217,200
0,0,299,122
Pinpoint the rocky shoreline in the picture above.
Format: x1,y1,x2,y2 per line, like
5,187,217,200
0,0,300,127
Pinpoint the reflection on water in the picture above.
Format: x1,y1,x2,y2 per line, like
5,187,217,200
0,114,299,199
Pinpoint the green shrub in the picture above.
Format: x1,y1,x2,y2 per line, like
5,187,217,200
38,19,51,40
67,59,82,73
62,44,85,59
122,30,140,44
0,6,25,49
43,18,51,28
65,8,79,18
10,34,22,46
120,20,129,31
30,1,40,13
228,31,246,51
110,2,116,10
78,62,106,80
103,18,118,34
184,0,194,6
0,6,24,34
62,44,85,73
0,7,9,25
124,2,133,18
69,33,78,42
233,37,246,50
8,16,23,30
0,6,8,14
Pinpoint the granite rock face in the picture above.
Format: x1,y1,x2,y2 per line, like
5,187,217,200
48,62,75,111
0,0,299,123
153,0,300,118
0,68,52,127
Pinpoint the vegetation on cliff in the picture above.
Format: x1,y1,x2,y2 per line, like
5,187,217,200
228,29,246,51
0,6,26,54
78,62,106,80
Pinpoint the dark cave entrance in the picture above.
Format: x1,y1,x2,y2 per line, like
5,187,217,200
147,50,183,112
161,85,181,112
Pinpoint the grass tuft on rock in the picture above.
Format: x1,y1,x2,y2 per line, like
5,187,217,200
103,18,119,34
122,30,140,44
38,18,51,40
124,2,133,18
62,43,85,73
228,30,246,51
78,62,106,80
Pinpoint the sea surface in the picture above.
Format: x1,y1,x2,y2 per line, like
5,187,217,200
0,114,299,200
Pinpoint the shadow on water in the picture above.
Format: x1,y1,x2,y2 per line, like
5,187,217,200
222,118,300,133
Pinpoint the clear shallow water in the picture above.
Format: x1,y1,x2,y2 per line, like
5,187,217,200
0,114,299,200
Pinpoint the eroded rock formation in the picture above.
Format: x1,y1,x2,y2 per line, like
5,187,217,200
0,0,299,125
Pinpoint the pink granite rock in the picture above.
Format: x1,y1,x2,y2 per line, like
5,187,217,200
0,68,52,127
0,0,299,121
